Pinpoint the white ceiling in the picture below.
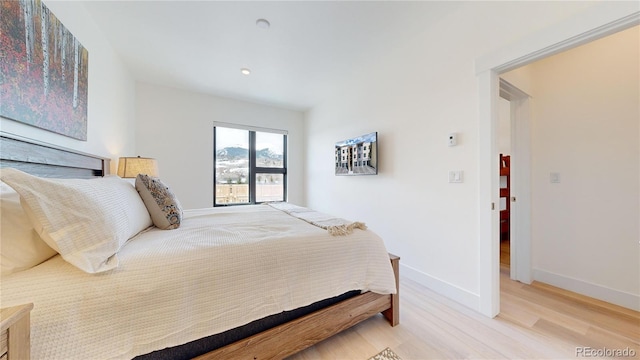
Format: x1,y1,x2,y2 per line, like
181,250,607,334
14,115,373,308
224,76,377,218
82,1,457,111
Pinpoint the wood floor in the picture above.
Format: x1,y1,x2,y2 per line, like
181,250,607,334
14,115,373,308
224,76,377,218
288,265,640,360
500,238,510,268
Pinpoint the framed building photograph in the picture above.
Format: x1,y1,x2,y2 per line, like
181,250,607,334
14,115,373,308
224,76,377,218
335,132,378,176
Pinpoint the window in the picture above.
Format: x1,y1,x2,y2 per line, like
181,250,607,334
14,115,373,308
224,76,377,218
214,125,287,206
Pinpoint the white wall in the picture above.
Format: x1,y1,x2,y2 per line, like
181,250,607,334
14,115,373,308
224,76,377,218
0,1,136,173
135,83,305,209
517,26,638,308
304,1,637,311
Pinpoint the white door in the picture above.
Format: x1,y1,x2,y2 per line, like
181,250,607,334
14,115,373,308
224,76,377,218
499,78,532,284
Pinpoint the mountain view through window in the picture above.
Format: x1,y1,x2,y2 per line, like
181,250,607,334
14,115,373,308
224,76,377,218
214,126,286,205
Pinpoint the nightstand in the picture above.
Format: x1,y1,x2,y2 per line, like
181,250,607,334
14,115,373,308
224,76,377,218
1,303,33,360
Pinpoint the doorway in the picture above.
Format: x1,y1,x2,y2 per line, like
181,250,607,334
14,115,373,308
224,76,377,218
475,6,639,317
498,79,531,284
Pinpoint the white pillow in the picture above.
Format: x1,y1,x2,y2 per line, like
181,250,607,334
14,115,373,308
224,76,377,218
0,169,153,273
1,182,57,275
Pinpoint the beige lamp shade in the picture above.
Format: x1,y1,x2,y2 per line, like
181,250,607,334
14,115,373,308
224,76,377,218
117,156,159,178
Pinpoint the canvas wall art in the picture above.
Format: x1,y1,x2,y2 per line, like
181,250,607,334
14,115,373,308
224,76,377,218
1,0,89,141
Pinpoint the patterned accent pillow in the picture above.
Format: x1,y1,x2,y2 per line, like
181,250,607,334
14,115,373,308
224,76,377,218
135,174,183,230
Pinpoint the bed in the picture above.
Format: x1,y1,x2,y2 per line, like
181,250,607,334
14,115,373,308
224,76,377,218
0,132,399,360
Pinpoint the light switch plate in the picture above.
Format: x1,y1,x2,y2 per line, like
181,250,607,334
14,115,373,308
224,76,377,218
449,170,463,183
550,172,560,183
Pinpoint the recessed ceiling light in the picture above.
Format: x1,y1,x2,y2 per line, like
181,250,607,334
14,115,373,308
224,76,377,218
256,18,270,29
241,68,251,75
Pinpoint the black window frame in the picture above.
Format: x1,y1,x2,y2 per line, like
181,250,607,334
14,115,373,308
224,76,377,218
213,126,287,207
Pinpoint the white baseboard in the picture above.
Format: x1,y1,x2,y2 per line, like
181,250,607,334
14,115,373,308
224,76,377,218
400,263,480,312
533,268,640,311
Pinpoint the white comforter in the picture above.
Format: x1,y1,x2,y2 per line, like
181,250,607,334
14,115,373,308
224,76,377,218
0,205,396,359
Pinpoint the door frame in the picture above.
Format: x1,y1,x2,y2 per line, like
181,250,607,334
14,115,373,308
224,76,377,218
475,5,639,317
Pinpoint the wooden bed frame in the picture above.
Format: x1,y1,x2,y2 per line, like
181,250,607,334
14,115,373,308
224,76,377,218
0,132,399,359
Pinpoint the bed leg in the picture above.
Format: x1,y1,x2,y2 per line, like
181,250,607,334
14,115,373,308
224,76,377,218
383,253,400,326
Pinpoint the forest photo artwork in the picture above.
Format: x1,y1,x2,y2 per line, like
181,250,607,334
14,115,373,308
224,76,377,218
1,0,89,140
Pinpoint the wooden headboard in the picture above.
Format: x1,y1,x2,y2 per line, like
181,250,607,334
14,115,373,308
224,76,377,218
0,132,110,178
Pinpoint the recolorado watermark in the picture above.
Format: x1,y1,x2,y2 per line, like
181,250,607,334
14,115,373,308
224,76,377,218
576,347,636,358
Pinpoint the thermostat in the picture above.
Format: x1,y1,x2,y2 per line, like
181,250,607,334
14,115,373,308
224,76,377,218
448,133,458,147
